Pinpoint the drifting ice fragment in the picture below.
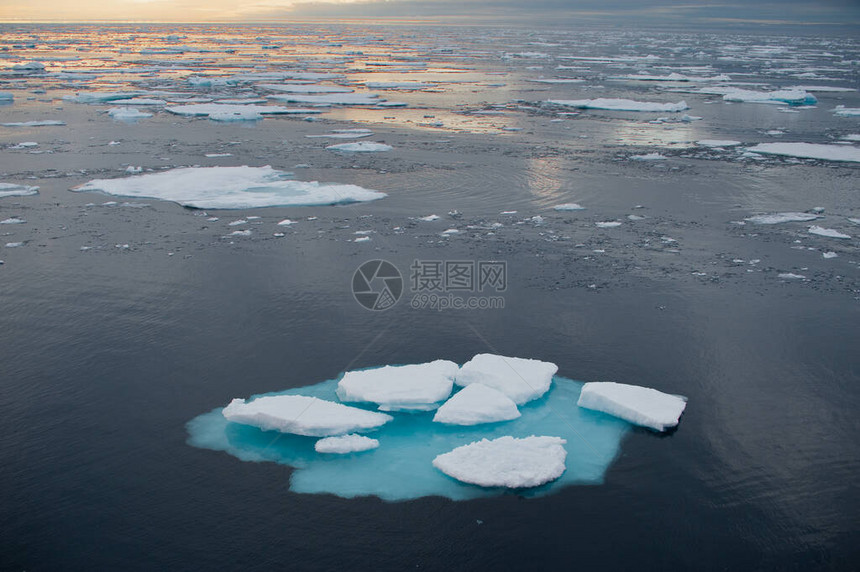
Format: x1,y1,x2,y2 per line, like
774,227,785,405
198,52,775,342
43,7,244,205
433,384,521,426
553,203,586,211
222,394,392,437
337,360,458,410
315,434,380,454
548,98,689,112
71,166,387,209
577,382,687,432
697,140,741,147
0,183,39,198
808,226,851,239
326,142,392,152
745,143,860,163
745,212,820,224
456,354,557,405
432,436,567,488
108,107,152,120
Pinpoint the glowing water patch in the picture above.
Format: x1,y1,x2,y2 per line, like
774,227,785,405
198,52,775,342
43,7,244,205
187,375,630,501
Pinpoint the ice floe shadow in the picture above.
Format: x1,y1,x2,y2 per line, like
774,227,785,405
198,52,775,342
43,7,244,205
187,376,631,501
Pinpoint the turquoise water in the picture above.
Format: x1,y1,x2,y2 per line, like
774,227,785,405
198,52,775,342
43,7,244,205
186,375,630,501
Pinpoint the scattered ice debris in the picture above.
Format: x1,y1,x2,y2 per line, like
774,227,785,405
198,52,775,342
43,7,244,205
5,242,24,248
630,153,667,161
778,272,806,280
228,219,247,226
337,361,458,411
315,434,379,454
222,394,393,437
229,229,252,237
697,140,741,147
596,221,622,228
746,143,860,163
577,382,687,432
353,236,371,242
72,166,387,209
273,232,285,237
165,103,321,121
627,214,646,221
833,106,860,117
456,354,557,405
277,219,296,226
548,98,689,112
419,214,441,221
11,142,38,149
441,228,460,235
432,436,567,488
124,166,142,174
823,252,838,259
0,183,38,198
326,142,392,152
2,120,65,127
745,212,821,224
0,217,26,224
11,61,46,73
808,225,851,239
433,384,521,426
553,203,585,211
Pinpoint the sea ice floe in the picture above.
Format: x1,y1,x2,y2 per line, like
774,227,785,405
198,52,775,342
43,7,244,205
2,120,65,127
548,98,689,112
433,384,521,426
456,354,557,405
577,382,687,432
610,73,730,82
108,107,152,120
71,166,387,209
222,394,393,437
697,139,741,147
721,89,816,105
315,434,380,454
0,91,13,101
553,203,586,211
778,272,806,279
337,360,458,411
0,183,39,198
419,214,441,221
744,212,821,224
432,436,567,488
808,225,851,239
0,217,26,224
745,143,860,163
833,106,860,117
63,91,145,104
630,153,666,161
596,221,623,228
166,103,321,121
326,142,392,152
258,83,354,94
269,92,382,105
307,128,373,139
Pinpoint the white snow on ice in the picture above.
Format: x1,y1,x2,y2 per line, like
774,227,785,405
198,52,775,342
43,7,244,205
315,434,380,454
577,381,687,432
337,360,458,410
456,354,557,405
433,383,521,426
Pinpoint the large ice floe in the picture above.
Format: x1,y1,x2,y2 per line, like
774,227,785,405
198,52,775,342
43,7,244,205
223,395,393,436
577,382,687,432
326,142,393,152
548,98,689,112
71,166,386,209
0,183,39,198
746,143,860,163
165,103,321,121
187,355,686,500
432,436,567,488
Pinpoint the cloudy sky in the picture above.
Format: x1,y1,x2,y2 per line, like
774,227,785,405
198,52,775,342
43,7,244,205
1,0,859,26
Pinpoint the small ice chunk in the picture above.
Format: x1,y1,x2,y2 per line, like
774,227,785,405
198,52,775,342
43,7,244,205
2,120,65,127
222,394,392,437
277,219,296,226
315,434,380,454
5,242,24,247
745,212,821,225
230,229,252,237
596,221,622,228
419,214,440,221
433,384,521,426
432,436,567,488
0,217,26,224
553,203,585,211
353,236,371,242
808,225,851,239
778,272,806,279
577,381,687,432
326,142,392,152
630,153,666,161
107,107,153,120
337,360,458,410
822,251,838,259
456,354,557,405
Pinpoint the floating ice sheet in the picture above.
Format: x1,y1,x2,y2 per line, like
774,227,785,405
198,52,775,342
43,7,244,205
336,360,458,410
456,354,558,405
165,103,321,120
548,98,689,112
0,183,39,198
222,395,393,437
745,212,821,224
187,375,629,500
433,383,521,426
326,142,392,152
315,434,380,454
578,382,687,432
433,436,567,488
71,166,387,209
745,143,860,163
